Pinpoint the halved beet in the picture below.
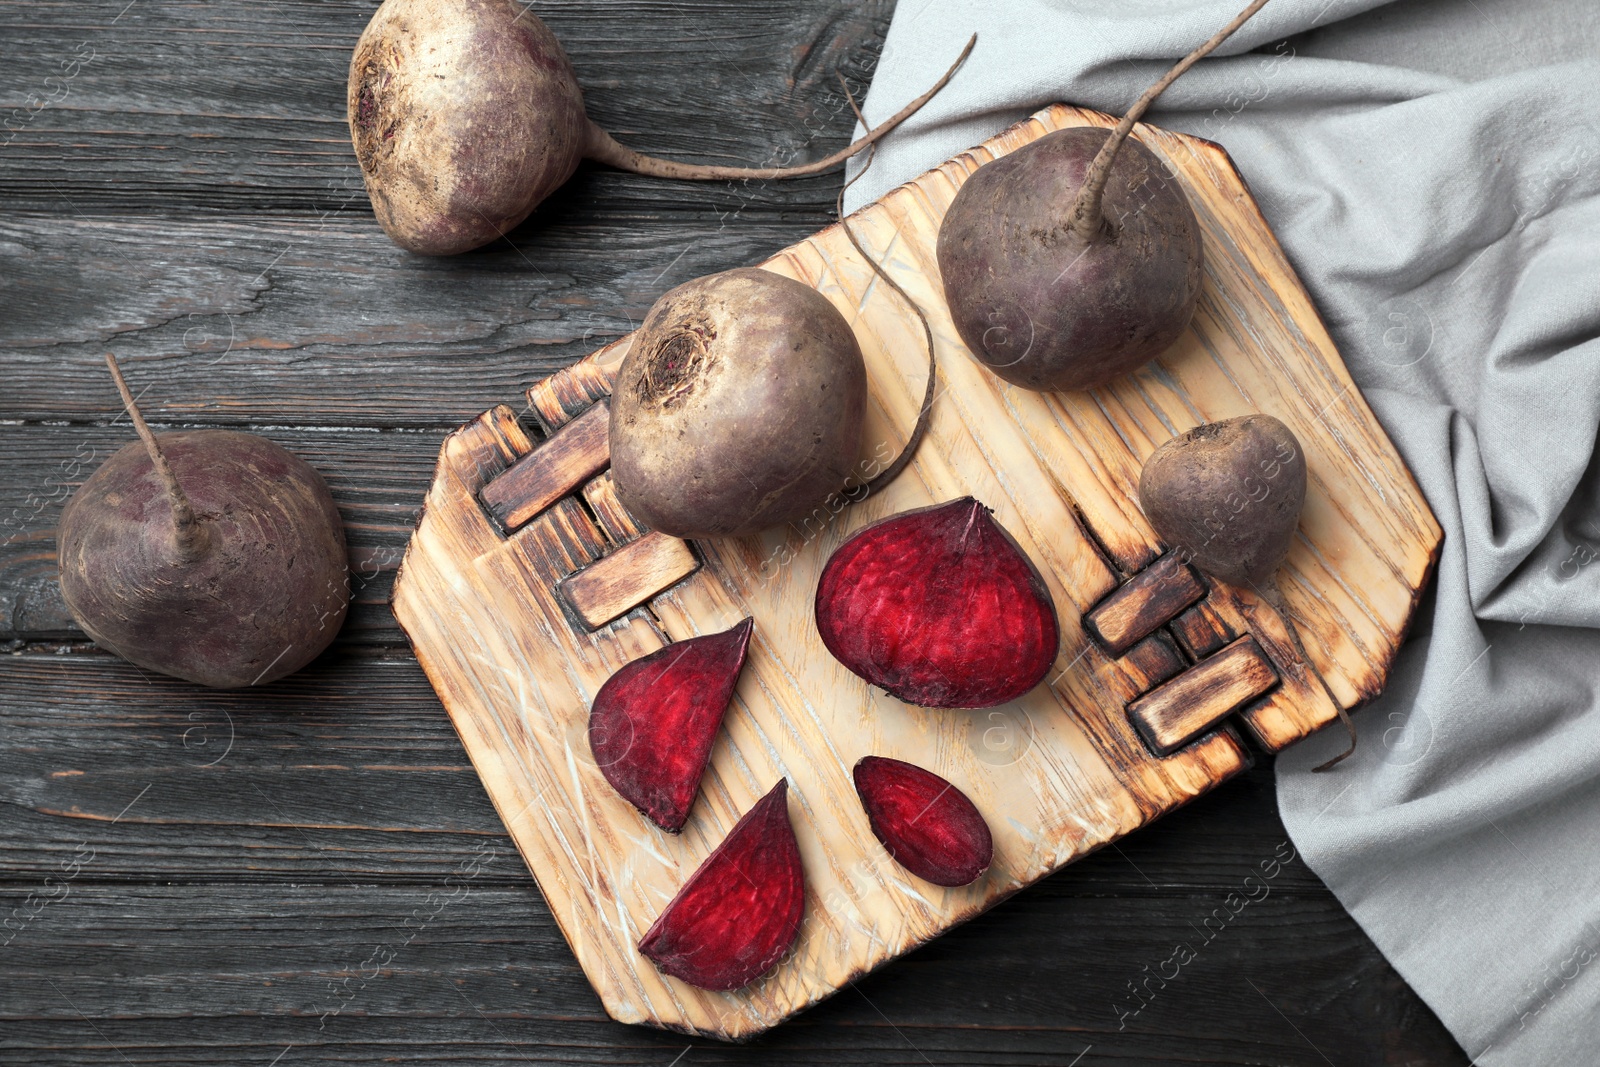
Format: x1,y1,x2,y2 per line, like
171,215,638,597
589,618,753,833
815,498,1059,708
638,780,805,991
854,756,993,887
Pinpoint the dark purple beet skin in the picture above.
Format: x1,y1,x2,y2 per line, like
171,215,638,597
853,756,993,886
348,0,589,255
638,780,806,991
57,430,350,688
814,498,1060,709
936,127,1202,392
588,619,754,833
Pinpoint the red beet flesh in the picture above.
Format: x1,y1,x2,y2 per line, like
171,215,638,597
638,780,805,991
854,756,993,886
589,619,753,833
814,498,1060,708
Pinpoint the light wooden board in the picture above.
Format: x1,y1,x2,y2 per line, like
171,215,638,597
391,104,1442,1040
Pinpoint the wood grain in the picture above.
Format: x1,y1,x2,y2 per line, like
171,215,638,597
559,532,700,630
1084,553,1206,656
391,104,1439,1039
1129,637,1280,756
481,401,611,531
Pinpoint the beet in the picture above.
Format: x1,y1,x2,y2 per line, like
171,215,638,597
853,756,992,886
1139,414,1305,589
610,268,867,538
935,0,1268,391
589,618,753,833
57,355,349,688
1139,414,1355,769
638,780,805,991
815,498,1059,708
348,0,975,255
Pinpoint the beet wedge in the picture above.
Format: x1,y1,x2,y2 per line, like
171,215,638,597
638,780,805,991
589,618,753,833
815,498,1059,708
854,756,993,886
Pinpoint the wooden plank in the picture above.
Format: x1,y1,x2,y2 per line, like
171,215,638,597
581,472,646,544
0,0,894,218
1130,637,1280,757
1083,553,1207,655
1122,631,1188,693
1171,601,1236,660
0,870,1468,1066
480,401,611,531
558,531,700,630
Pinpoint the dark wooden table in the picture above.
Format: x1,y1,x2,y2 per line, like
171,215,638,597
0,1,1470,1063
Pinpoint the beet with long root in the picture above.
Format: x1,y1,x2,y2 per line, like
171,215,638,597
1139,413,1356,770
348,0,975,254
638,780,805,991
936,0,1269,391
57,355,350,688
815,498,1059,708
854,756,992,887
610,268,867,539
589,618,753,833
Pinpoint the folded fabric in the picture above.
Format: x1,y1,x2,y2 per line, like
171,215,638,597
846,1,1600,1062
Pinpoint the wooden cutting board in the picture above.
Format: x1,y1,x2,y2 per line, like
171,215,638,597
390,103,1442,1040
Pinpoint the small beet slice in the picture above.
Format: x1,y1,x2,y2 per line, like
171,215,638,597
589,618,753,832
815,498,1059,708
638,780,805,991
854,756,993,887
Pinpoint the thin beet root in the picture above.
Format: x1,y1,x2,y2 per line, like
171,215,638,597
638,780,805,991
854,756,992,887
57,355,349,688
610,269,867,539
936,0,1269,392
815,498,1060,709
589,619,753,832
1139,414,1357,770
348,0,975,254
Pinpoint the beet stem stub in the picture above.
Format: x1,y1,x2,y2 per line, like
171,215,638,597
589,619,753,833
854,756,993,887
1066,0,1271,242
638,780,805,992
815,498,1060,709
102,352,209,562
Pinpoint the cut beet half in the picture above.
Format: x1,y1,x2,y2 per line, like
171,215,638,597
638,779,806,991
815,497,1059,708
853,756,993,887
589,618,753,833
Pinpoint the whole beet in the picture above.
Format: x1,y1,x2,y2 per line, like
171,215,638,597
610,268,867,539
937,129,1200,391
349,0,975,255
349,0,588,256
57,358,349,688
936,0,1269,392
1138,414,1305,588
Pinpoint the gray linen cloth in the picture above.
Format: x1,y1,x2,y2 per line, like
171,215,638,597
844,0,1600,1061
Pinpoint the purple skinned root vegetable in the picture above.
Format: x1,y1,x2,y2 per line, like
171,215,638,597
638,780,805,991
609,268,867,539
589,618,753,832
854,756,992,886
348,0,975,255
815,498,1060,709
936,0,1269,392
57,355,349,688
